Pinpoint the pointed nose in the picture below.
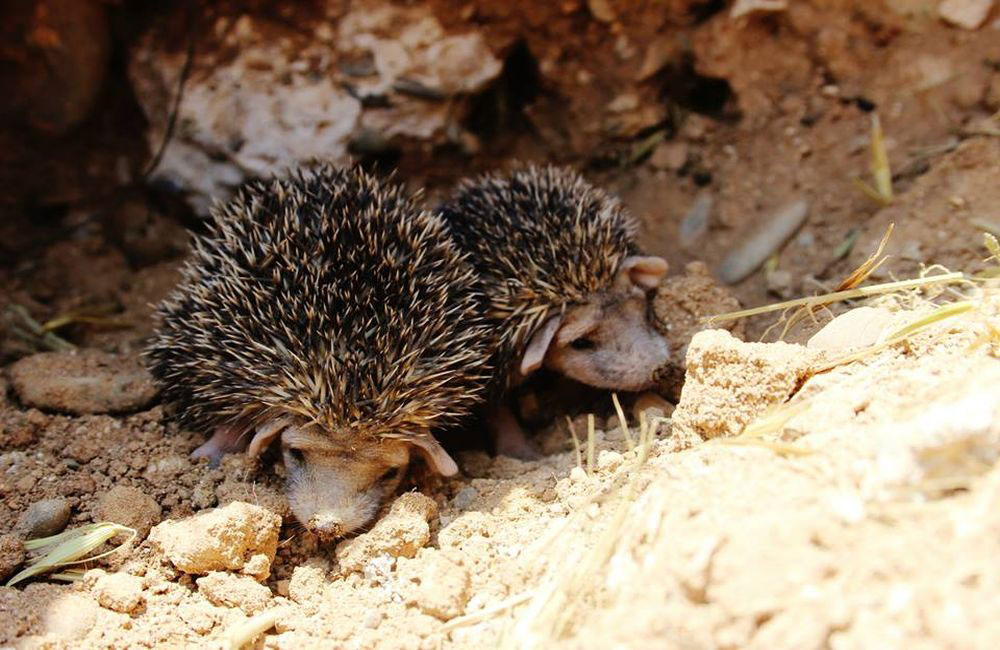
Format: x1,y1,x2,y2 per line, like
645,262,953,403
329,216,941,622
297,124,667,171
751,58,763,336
307,514,344,541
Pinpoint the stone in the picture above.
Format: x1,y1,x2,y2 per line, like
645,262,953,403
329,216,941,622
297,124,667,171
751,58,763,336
938,0,994,29
196,571,273,615
8,350,158,415
16,498,71,539
148,502,281,581
96,486,163,540
673,330,815,439
89,570,146,614
807,307,894,352
335,493,437,574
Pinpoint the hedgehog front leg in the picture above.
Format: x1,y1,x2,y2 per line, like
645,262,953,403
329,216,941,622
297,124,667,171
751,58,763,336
491,403,540,460
191,424,250,466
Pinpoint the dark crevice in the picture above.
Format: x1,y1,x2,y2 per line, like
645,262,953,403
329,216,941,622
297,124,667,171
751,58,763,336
688,0,726,24
657,55,738,121
464,40,540,142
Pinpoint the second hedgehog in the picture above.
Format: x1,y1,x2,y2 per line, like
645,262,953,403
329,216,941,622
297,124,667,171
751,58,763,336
147,166,492,539
438,165,670,455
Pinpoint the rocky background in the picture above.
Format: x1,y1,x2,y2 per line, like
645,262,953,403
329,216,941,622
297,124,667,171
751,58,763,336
1,1,1000,648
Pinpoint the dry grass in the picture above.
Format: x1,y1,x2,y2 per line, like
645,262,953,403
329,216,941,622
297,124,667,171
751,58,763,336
7,523,137,587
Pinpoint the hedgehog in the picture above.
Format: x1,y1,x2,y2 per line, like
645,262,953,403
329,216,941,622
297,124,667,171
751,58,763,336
146,165,493,539
437,165,670,456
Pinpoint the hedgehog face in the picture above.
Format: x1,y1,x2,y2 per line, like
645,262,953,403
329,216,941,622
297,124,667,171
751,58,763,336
279,426,411,541
539,293,670,392
517,256,671,392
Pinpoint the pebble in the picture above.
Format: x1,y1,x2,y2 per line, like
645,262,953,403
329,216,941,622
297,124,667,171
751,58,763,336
569,466,589,482
452,486,479,510
717,199,809,284
16,498,71,539
938,0,995,30
8,350,159,415
197,572,273,615
97,486,163,540
650,141,689,172
679,193,713,248
596,450,624,472
766,268,795,299
806,307,893,352
731,0,788,19
89,570,146,614
632,392,675,422
606,93,640,113
587,0,616,22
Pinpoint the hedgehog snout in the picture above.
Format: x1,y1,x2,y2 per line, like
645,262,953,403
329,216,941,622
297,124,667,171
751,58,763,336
283,438,412,541
306,514,344,542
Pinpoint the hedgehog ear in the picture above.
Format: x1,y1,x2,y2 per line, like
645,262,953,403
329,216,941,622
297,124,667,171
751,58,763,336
247,418,291,458
520,315,562,377
410,435,459,477
620,256,668,290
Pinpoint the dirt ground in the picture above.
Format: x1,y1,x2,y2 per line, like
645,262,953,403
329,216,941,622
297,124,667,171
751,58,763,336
2,1,1000,648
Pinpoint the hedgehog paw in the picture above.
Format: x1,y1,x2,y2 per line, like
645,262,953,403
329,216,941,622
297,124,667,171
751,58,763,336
492,405,541,461
192,424,249,467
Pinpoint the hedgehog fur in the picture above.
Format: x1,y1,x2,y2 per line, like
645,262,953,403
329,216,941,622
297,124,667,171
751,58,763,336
147,165,493,443
437,164,640,377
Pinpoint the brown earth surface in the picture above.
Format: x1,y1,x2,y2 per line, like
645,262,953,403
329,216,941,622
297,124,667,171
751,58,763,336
2,1,1000,648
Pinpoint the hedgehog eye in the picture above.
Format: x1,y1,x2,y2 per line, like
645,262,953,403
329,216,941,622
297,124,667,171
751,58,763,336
378,467,402,483
570,337,596,350
285,448,305,464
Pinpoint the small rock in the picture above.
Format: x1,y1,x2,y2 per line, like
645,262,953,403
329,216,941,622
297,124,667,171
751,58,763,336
938,0,994,29
397,551,470,620
679,193,713,248
16,498,71,539
637,37,679,81
632,392,675,422
587,0,616,22
807,307,894,352
148,501,281,581
650,141,689,172
335,492,438,574
718,199,809,284
596,450,624,472
606,93,640,113
452,486,479,510
8,350,158,415
673,329,816,439
90,570,146,614
288,562,327,604
731,0,788,19
0,534,26,582
765,268,795,299
363,610,384,629
197,571,273,615
96,486,163,540
614,34,636,61
569,466,588,482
